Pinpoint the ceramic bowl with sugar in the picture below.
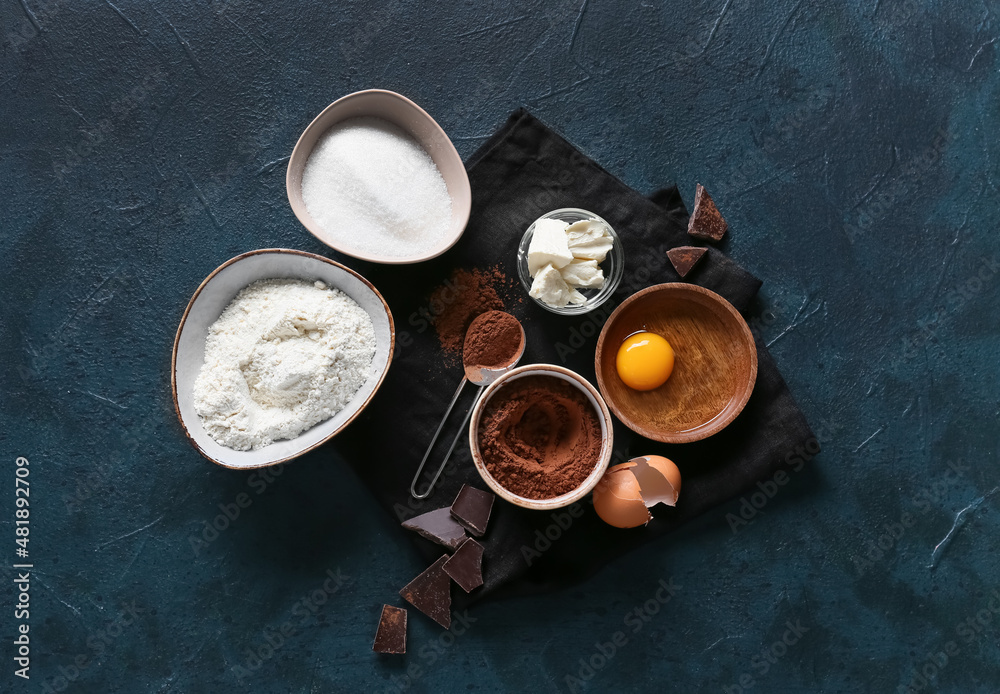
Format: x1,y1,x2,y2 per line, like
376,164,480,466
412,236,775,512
286,89,471,264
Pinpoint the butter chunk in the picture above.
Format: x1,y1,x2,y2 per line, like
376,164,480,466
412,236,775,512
529,263,575,308
527,218,573,276
560,258,605,289
566,219,614,262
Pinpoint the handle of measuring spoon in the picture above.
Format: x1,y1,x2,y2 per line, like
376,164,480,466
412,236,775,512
410,377,468,499
435,386,483,482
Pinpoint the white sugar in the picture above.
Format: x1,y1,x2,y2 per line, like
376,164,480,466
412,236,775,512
301,116,453,258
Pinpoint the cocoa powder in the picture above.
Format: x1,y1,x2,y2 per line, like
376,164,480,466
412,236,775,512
478,375,603,500
430,267,512,355
463,311,522,370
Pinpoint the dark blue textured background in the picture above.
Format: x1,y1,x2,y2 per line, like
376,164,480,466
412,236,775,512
2,1,999,692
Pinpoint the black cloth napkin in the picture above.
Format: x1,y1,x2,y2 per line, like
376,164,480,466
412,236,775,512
337,109,815,601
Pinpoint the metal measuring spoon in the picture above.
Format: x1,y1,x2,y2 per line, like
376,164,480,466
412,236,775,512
410,312,526,499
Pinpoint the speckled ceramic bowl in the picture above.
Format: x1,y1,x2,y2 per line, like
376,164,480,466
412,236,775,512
171,249,394,469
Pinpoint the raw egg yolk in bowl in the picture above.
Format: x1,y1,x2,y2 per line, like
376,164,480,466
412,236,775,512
616,332,674,391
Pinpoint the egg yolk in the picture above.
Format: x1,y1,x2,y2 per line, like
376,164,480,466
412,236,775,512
616,332,674,391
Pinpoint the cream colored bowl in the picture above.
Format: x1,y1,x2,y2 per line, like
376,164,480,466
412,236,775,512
468,364,614,511
286,89,471,264
171,249,394,469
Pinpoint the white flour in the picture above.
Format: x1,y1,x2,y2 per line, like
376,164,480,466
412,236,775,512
194,279,376,451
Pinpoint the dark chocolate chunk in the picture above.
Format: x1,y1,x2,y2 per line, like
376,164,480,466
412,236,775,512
667,246,708,278
372,605,407,654
450,485,494,537
401,508,467,550
399,556,452,629
687,184,728,241
443,538,484,593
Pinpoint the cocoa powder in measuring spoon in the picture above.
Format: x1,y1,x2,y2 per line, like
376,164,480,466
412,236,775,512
411,310,525,500
463,310,524,374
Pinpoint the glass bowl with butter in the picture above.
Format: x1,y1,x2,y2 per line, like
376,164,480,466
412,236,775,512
517,208,623,315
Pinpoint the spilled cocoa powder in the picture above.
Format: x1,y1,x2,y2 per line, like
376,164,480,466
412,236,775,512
463,311,523,370
478,375,603,500
429,267,515,355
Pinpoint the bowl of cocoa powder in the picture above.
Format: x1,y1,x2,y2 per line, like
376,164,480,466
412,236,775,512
468,364,614,510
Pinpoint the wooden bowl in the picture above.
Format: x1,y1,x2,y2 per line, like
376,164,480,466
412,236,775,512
286,89,471,264
171,249,395,469
594,284,757,443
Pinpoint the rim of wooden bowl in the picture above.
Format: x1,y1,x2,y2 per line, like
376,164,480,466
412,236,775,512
594,283,757,443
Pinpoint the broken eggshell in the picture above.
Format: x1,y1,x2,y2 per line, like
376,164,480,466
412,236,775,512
592,455,681,528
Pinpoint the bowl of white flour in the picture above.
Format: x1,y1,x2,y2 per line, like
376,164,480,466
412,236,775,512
171,249,394,469
286,89,471,264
